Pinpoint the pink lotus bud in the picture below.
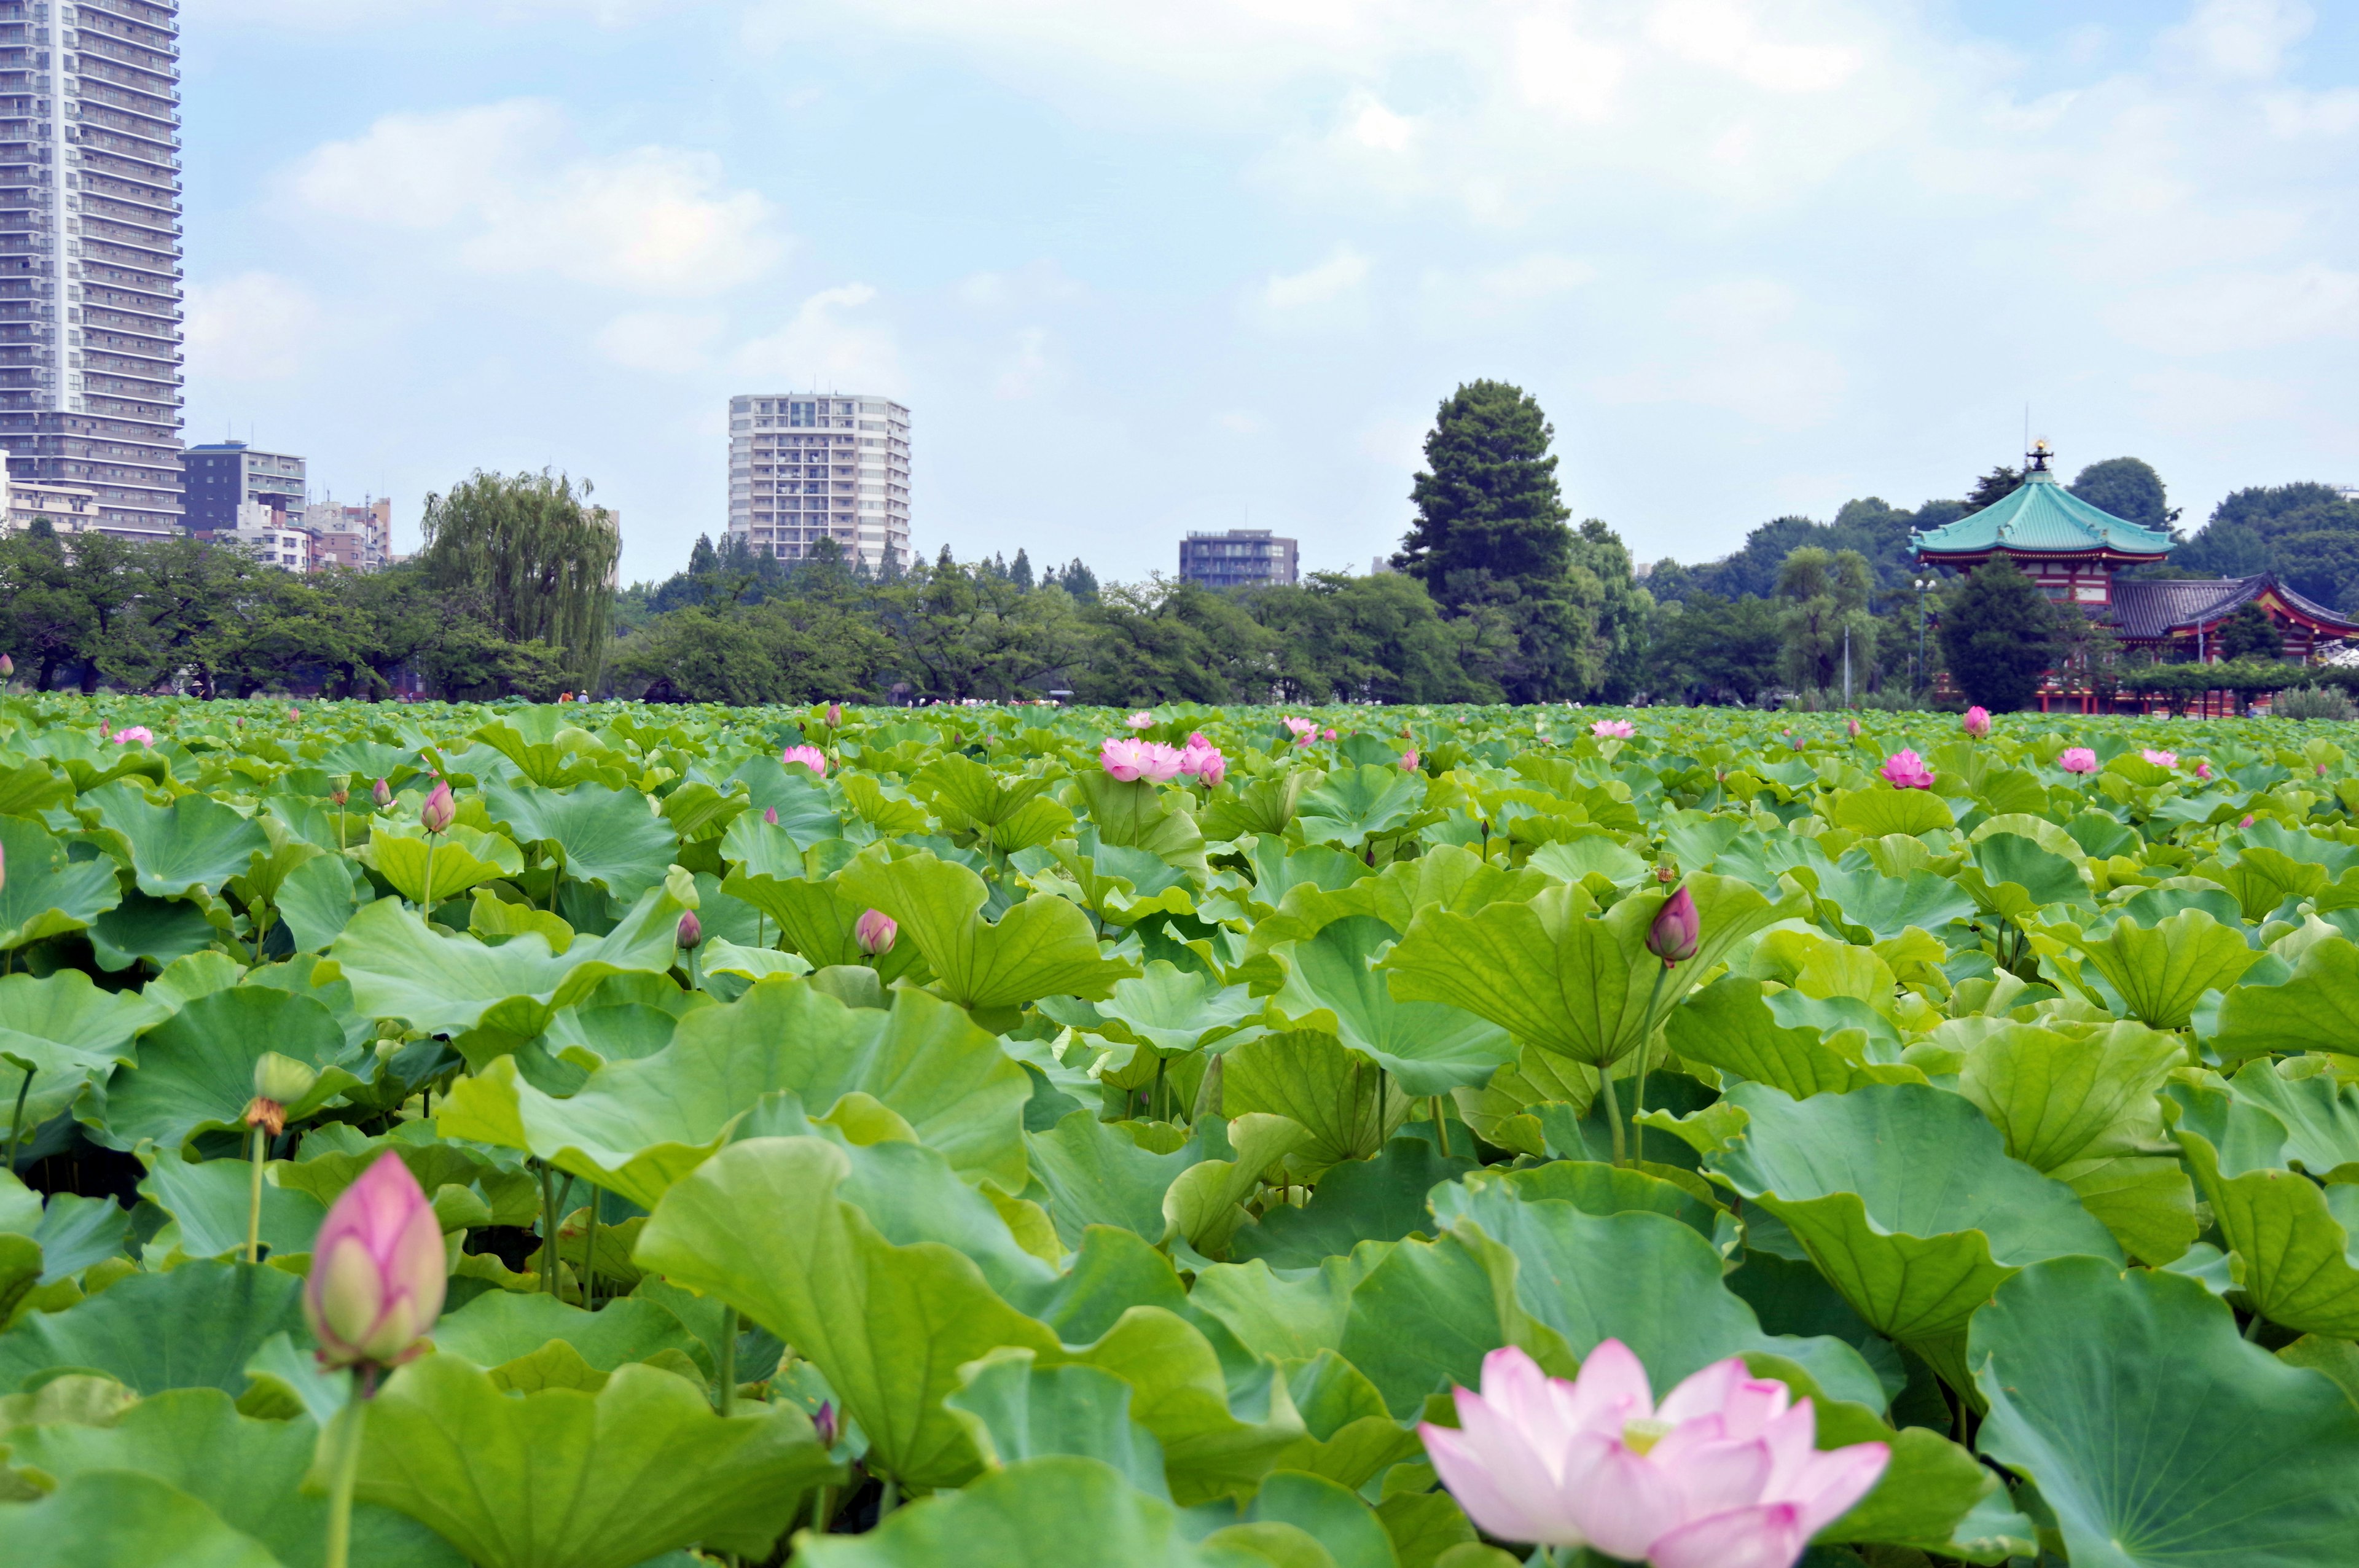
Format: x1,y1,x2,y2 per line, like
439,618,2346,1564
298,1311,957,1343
676,911,702,950
1879,749,1936,789
373,778,393,808
826,703,843,728
2196,761,2212,780
1322,728,1337,741
2058,747,2099,775
1962,706,1992,739
420,779,456,835
856,908,897,956
98,720,110,739
1646,885,1699,965
1401,749,1420,771
2241,814,2256,829
813,1400,838,1448
2142,749,2178,768
1126,711,1154,729
1847,716,1861,737
0,654,13,677
764,806,780,825
1422,1343,1887,1563
1591,719,1635,739
1790,733,1806,751
303,1152,445,1370
2319,763,2330,778
781,744,828,776
289,707,300,722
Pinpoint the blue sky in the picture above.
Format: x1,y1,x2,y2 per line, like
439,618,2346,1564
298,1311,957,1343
179,0,2359,585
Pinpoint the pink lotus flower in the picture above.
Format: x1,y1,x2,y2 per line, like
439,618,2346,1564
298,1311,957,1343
2241,814,2256,829
2142,749,2178,768
1421,1343,1887,1568
373,778,393,808
675,911,702,950
1962,706,1992,739
1402,749,1420,771
1282,716,1316,736
2195,761,2212,780
764,806,780,825
1126,711,1155,729
1646,886,1699,965
856,908,897,956
826,703,843,727
1846,717,1860,738
1789,733,1806,752
111,725,154,746
1879,750,1935,789
1179,737,1227,788
781,745,829,776
2059,747,2099,775
98,720,109,739
1102,736,1183,782
1592,719,1636,740
419,779,456,835
304,1152,445,1370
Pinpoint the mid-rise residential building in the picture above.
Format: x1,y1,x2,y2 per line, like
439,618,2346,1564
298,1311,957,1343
0,456,165,539
224,520,308,572
0,0,184,537
182,440,305,531
299,497,389,571
727,392,909,574
1180,528,1297,590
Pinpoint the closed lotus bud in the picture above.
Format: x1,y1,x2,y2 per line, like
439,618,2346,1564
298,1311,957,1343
0,653,13,676
1847,716,1861,737
827,703,843,728
855,907,897,956
420,779,456,835
813,1400,838,1448
252,1051,318,1106
1,838,6,895
289,706,300,722
676,911,703,950
1646,886,1700,966
372,777,393,808
304,1152,445,1370
764,806,780,825
1401,749,1419,771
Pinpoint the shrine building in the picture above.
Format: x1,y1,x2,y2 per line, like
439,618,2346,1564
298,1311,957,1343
1912,441,2359,663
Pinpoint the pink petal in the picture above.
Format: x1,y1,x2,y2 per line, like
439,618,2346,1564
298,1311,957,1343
1716,1378,1796,1441
1563,1339,1654,1433
1657,1357,1748,1425
1775,1442,1890,1537
1648,1503,1809,1568
1647,1432,1774,1521
1420,1422,1578,1547
1559,1439,1683,1561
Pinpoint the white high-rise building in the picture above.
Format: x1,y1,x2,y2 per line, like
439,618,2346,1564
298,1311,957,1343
727,392,910,574
0,0,184,537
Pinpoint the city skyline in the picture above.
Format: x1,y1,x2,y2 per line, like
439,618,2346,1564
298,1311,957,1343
158,2,2359,587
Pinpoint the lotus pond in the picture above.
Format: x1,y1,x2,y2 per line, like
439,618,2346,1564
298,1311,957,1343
2,695,2357,1568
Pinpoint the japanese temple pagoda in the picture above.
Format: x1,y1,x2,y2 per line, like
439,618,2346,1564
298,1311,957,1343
1913,441,2359,663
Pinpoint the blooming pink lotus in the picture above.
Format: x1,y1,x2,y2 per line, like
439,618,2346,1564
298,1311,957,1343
1179,736,1226,788
1282,716,1317,746
1962,706,1992,739
2195,761,2213,780
1101,736,1184,783
305,1152,445,1370
1422,1343,1887,1568
110,725,154,746
2142,749,2178,768
1126,711,1155,729
1592,719,1636,740
781,744,829,776
2059,747,2099,775
1879,750,1935,790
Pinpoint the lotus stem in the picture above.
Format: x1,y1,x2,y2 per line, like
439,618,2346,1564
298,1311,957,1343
582,1185,600,1311
4,1066,31,1174
877,1476,899,1519
1598,1063,1627,1168
421,833,437,928
322,1373,372,1568
246,1121,268,1263
1631,961,1672,1166
1432,1096,1450,1157
716,1306,737,1416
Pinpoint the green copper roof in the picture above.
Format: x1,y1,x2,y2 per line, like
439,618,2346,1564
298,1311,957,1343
1914,469,2174,558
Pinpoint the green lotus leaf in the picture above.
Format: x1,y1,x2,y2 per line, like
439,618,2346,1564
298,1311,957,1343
0,814,123,951
87,891,222,972
1026,1109,1200,1248
0,1260,308,1395
2176,1128,2359,1336
1426,1160,1720,1250
1703,1082,2122,1343
1030,834,1200,927
2209,934,2359,1063
911,754,1071,852
471,715,624,788
1665,974,1924,1099
2201,843,2330,922
0,1175,129,1290
0,1468,282,1568
327,881,686,1037
274,852,371,951
1266,1353,1426,1493
1382,873,1802,1067
1829,785,1955,838
7,1386,461,1568
1296,764,1427,850
838,848,1138,1017
1248,844,1552,957
136,1152,328,1260
1091,961,1263,1055
92,986,359,1155
1809,862,1975,944
440,975,1028,1207
795,1455,1264,1568
481,779,678,905
1233,1469,1399,1568
1955,832,2091,924
1071,772,1208,876
1269,918,1517,1096
1163,1113,1314,1258
1972,1256,2359,1566
353,1354,835,1568
719,865,928,985
1221,1033,1399,1172
947,1349,1172,1501
2064,907,2263,1030
1202,770,1314,843
79,781,270,900
1233,1138,1476,1268
0,969,163,1130
2218,1062,2359,1179
359,825,520,905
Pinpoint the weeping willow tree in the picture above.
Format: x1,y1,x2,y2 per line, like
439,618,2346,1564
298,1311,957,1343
420,470,620,684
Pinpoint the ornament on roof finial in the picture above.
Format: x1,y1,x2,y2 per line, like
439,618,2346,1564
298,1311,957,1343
2028,437,2054,472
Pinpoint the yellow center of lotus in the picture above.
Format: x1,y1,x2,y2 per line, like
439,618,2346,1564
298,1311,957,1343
1621,1418,1673,1455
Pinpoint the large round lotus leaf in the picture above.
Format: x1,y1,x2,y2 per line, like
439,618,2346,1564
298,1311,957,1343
482,779,679,904
0,1468,281,1568
1270,917,1517,1096
0,1260,307,1395
1973,1257,2359,1566
1704,1082,2122,1342
0,969,163,1129
80,781,270,900
0,814,122,951
95,985,356,1153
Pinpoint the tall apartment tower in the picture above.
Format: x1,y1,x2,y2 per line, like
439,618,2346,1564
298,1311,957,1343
727,393,909,574
0,0,184,537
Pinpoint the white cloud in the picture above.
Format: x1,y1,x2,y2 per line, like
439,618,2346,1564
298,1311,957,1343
595,311,724,373
1212,410,1268,435
2159,0,2312,79
732,284,901,391
1344,92,1417,152
288,101,781,295
2107,263,2359,353
1261,248,1371,313
993,329,1054,399
184,273,326,381
1646,0,1867,93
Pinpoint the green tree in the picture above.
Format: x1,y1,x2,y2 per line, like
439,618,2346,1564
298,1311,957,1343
1395,380,1573,600
1646,592,1783,705
2274,530,2359,611
2218,601,2283,660
1568,518,1653,701
2070,458,2172,531
1936,558,2057,712
420,470,620,684
1773,547,1876,697
1964,466,2023,513
1073,579,1272,705
1244,571,1498,703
